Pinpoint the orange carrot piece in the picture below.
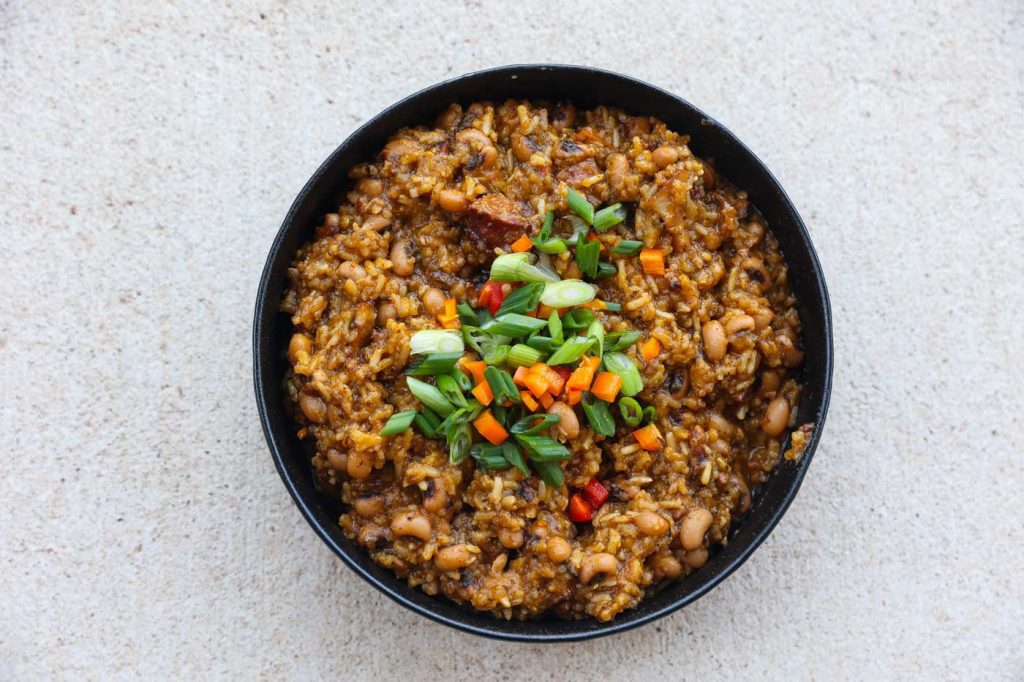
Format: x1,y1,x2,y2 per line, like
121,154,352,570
513,366,529,386
640,337,662,361
538,365,565,395
524,371,550,399
538,392,554,409
460,359,487,385
639,248,665,276
443,298,457,318
566,389,582,406
591,372,622,403
632,423,663,451
473,410,509,445
520,390,539,411
438,314,460,329
510,234,533,253
471,381,494,406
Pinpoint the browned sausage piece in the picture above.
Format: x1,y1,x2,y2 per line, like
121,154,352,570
556,158,600,186
464,193,531,249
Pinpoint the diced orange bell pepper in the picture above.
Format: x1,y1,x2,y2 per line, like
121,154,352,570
566,389,582,406
523,371,550,399
460,358,488,385
520,390,539,411
591,372,622,403
473,410,508,445
538,392,554,409
513,366,529,387
471,381,494,406
510,234,533,253
640,337,662,361
639,248,666,276
632,423,663,451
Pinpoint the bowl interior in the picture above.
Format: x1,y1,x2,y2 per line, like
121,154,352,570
254,65,832,641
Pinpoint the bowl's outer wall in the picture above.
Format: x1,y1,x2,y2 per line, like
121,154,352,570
254,65,833,641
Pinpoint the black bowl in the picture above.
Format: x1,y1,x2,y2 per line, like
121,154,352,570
254,64,833,642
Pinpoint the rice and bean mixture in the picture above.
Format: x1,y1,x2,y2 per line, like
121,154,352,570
282,100,809,622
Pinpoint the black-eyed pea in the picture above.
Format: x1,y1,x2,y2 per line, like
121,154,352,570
682,548,708,568
422,287,447,316
437,189,469,213
422,479,448,513
680,508,713,550
288,333,313,363
651,146,679,169
650,552,682,579
390,511,431,541
346,450,373,480
435,544,477,571
299,393,327,424
357,178,383,197
352,496,384,518
725,315,756,336
546,537,572,563
498,526,525,550
546,401,579,440
326,449,347,471
761,396,790,437
579,553,618,585
389,239,416,276
702,320,727,362
337,261,366,282
377,303,397,326
635,511,670,537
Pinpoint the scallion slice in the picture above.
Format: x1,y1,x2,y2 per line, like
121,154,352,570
643,405,657,423
485,313,548,337
525,335,559,352
566,187,594,225
406,376,455,416
436,374,468,408
379,409,417,436
532,237,569,254
605,329,643,352
484,366,520,404
501,442,530,476
470,443,509,471
538,210,555,241
618,397,643,427
449,422,472,465
611,239,644,255
540,280,596,308
405,352,463,376
600,301,622,312
489,253,560,283
603,352,643,396
510,413,561,436
547,309,563,344
516,434,572,461
483,344,511,366
532,459,564,488
457,301,478,325
508,343,543,367
561,308,596,330
587,319,605,357
564,215,590,245
575,239,601,279
413,411,439,438
451,369,473,392
410,329,464,355
592,203,627,232
596,261,617,279
546,336,594,365
581,393,616,436
495,282,544,317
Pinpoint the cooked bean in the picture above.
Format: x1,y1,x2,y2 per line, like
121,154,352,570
288,333,312,363
456,127,490,150
511,132,538,162
733,474,751,513
708,412,735,439
389,240,416,276
546,537,572,562
606,153,629,192
383,138,419,164
546,401,580,440
725,315,756,335
680,508,713,550
337,261,366,281
480,145,498,169
299,393,327,424
682,548,708,568
579,553,618,585
363,214,391,231
346,450,373,480
422,479,448,513
357,178,383,197
759,370,781,397
422,287,447,316
498,526,525,550
377,303,397,326
390,511,431,541
435,544,477,571
324,212,340,228
753,308,774,330
783,348,805,367
650,552,682,579
326,449,347,471
357,524,389,548
436,103,462,130
761,396,790,436
353,496,384,518
702,320,727,361
635,511,670,537
742,257,771,290
437,189,468,213
651,146,679,169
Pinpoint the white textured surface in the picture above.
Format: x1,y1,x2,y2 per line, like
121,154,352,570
2,0,1022,679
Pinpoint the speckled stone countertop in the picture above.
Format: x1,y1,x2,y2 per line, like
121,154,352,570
2,1,1021,679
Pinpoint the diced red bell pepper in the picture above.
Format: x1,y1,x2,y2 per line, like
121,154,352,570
478,281,506,315
582,479,609,508
567,493,593,523
552,365,571,384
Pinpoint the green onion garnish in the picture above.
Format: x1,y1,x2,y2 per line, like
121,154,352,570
470,443,507,470
457,301,478,325
596,261,617,279
532,459,564,488
490,253,560,283
611,240,644,255
587,319,605,357
600,301,622,312
516,434,572,461
485,313,548,337
538,210,555,241
449,422,472,464
495,282,544,317
436,374,468,408
546,336,594,365
532,237,569,254
643,405,657,423
581,393,616,436
502,442,530,476
413,411,439,438
483,344,511,366
510,413,561,436
548,309,563,344
575,239,601,279
451,368,473,392
484,366,520,404
525,335,559,352
603,352,643,396
605,330,643,352
410,330,464,355
565,216,590,245
540,280,596,308
592,203,627,232
379,409,417,436
406,376,455,416
405,352,463,376
561,309,596,330
618,397,643,427
508,343,543,367
566,187,594,225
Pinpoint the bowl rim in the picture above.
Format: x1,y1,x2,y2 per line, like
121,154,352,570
253,63,833,642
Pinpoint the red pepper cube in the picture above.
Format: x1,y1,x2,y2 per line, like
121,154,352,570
583,479,609,508
567,493,593,523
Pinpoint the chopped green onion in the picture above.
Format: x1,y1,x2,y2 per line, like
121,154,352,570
413,411,439,438
436,374,468,408
516,434,572,461
605,329,643,352
566,187,594,225
379,409,417,436
561,309,596,330
410,329,464,355
457,301,478,325
592,203,627,232
600,301,622,312
532,237,569,254
546,336,594,365
406,352,463,376
406,376,455,416
485,313,548,337
510,413,561,436
470,443,508,470
538,211,555,241
611,240,644,255
575,239,601,279
490,403,509,427
508,343,543,367
547,309,563,344
490,253,560,283
483,344,511,366
532,459,564,488
461,325,484,354
587,319,605,357
496,282,544,317
451,369,473,392
596,261,617,279
449,422,472,464
603,352,643,396
581,393,616,436
643,405,657,423
484,366,520,404
564,216,590,245
618,397,643,427
502,442,530,476
525,335,559,352
541,280,596,308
